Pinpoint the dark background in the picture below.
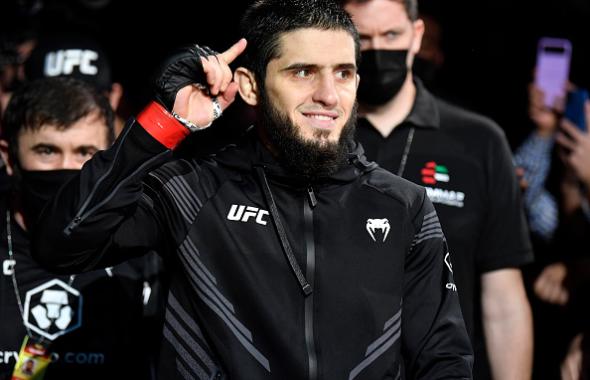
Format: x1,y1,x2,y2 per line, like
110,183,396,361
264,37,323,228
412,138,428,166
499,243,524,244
2,0,589,147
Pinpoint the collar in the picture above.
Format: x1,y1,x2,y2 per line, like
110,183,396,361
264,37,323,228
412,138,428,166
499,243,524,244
212,129,376,187
250,133,374,185
403,78,440,129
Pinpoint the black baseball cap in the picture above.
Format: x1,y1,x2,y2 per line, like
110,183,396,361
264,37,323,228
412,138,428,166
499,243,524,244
25,34,112,91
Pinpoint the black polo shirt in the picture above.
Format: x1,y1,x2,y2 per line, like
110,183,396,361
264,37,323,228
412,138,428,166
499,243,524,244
356,81,533,379
0,198,165,380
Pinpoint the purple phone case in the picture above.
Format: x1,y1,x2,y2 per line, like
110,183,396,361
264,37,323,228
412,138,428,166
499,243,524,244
535,37,572,108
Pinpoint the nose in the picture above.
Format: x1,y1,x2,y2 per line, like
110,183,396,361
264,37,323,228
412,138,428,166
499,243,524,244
312,73,338,108
61,155,83,170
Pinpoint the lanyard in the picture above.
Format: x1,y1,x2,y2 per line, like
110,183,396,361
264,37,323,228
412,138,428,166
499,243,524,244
5,210,75,342
397,127,415,178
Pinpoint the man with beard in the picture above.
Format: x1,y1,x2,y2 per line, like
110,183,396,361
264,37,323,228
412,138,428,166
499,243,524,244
0,77,163,380
341,0,534,379
32,0,473,378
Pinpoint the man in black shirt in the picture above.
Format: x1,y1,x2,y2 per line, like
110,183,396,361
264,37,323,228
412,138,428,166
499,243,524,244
0,77,163,379
342,0,534,378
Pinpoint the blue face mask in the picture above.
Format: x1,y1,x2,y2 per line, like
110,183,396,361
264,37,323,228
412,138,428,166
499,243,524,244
357,49,409,106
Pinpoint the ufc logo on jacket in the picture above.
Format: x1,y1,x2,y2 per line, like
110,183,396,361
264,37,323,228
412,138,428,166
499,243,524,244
227,204,269,226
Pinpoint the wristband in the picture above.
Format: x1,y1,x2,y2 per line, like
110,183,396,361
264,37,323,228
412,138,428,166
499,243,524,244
137,102,190,149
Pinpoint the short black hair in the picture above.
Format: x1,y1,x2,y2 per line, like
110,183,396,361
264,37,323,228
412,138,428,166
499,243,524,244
240,0,360,89
339,0,419,21
1,76,114,164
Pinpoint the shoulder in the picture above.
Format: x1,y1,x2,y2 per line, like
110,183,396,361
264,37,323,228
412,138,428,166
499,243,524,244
435,98,508,145
149,143,242,184
148,159,197,183
362,166,427,216
143,144,246,207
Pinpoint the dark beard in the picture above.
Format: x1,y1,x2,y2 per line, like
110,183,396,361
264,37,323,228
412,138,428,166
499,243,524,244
259,94,357,181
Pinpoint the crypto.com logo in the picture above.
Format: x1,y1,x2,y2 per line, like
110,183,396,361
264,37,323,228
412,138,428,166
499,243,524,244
23,279,83,341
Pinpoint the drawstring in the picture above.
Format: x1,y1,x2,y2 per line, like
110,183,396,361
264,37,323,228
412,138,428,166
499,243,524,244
254,166,312,296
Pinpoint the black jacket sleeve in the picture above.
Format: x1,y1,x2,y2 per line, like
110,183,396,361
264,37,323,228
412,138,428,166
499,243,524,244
402,190,474,379
31,119,175,273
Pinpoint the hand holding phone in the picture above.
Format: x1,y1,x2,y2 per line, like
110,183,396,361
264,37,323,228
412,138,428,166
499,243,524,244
564,89,589,132
534,37,572,109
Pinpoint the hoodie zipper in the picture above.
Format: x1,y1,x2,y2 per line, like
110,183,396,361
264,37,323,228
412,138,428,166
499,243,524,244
254,167,318,377
304,185,318,380
254,167,312,296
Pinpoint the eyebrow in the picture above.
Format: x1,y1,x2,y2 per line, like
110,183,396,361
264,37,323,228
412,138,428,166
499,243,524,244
73,145,101,151
281,62,357,72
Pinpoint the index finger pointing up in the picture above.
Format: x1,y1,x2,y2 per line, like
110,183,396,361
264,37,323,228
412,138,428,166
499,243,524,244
220,38,248,64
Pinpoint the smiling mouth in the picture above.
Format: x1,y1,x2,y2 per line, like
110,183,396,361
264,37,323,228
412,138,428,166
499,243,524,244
308,114,334,121
302,112,339,129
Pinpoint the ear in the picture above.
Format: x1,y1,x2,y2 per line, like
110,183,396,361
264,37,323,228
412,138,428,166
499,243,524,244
235,67,259,106
108,82,124,110
411,19,425,55
0,140,14,176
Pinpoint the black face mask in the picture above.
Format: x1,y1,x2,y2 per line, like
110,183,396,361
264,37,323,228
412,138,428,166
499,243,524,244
19,169,79,229
357,49,409,106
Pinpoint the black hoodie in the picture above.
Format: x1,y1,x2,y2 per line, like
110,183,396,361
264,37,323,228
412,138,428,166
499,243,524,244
32,114,473,379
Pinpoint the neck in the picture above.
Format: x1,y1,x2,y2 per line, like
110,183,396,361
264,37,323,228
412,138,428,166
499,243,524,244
256,125,279,158
12,209,27,232
359,75,416,138
10,194,28,231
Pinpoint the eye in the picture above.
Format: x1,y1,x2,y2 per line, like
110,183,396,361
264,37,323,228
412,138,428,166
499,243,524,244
359,36,372,49
294,68,312,78
34,146,56,156
77,147,98,158
384,31,399,41
336,68,355,80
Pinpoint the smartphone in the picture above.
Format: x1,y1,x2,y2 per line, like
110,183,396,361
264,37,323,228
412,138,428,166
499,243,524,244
534,37,572,108
564,89,588,131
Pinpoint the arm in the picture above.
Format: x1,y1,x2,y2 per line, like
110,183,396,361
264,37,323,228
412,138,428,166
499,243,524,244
475,120,534,378
481,268,533,380
31,40,247,272
513,132,558,240
561,333,584,380
513,82,564,240
402,192,473,379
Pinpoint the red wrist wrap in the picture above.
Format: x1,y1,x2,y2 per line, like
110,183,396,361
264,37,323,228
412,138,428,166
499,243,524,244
137,102,190,149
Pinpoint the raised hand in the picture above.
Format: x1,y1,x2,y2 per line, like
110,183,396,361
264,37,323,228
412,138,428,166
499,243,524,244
154,39,247,131
556,100,590,187
533,262,569,305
